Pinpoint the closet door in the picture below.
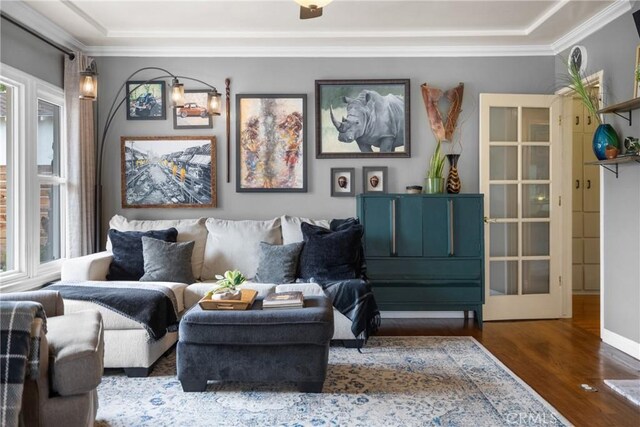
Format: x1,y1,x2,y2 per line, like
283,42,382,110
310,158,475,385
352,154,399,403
452,197,483,257
361,196,393,257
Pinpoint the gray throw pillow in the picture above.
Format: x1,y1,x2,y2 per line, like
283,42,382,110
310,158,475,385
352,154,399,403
140,237,196,284
255,241,304,284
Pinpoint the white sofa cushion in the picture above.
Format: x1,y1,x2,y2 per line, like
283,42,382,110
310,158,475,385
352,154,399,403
106,215,208,279
201,218,282,280
281,215,330,244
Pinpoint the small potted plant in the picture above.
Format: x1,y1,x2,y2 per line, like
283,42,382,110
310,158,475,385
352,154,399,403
424,140,446,193
205,270,246,301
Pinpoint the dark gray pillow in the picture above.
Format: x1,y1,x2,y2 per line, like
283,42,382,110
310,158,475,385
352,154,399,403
255,241,304,284
140,237,195,284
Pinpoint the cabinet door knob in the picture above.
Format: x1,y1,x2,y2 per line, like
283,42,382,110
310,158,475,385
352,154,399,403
575,116,580,126
575,179,580,189
587,116,592,125
587,180,591,189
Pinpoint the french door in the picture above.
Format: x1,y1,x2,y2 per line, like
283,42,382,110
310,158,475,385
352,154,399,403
480,94,562,321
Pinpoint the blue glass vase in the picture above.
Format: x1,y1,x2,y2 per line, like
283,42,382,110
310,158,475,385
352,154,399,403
592,124,620,161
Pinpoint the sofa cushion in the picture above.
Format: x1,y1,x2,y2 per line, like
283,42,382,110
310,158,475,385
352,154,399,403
299,222,364,282
281,215,329,244
184,281,276,309
107,228,178,281
140,237,196,284
107,215,208,280
201,218,282,280
255,241,304,284
46,310,104,396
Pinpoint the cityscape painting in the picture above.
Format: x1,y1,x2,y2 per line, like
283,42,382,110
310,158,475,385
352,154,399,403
236,94,307,192
120,136,216,208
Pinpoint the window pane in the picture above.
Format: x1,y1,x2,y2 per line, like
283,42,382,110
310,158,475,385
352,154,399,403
37,100,61,176
522,146,550,180
489,146,517,180
40,184,61,264
490,260,518,296
521,108,550,142
489,107,518,142
1,84,12,272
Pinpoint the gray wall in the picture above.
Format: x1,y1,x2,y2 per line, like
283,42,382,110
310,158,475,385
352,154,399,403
0,17,64,88
556,2,640,346
96,56,555,231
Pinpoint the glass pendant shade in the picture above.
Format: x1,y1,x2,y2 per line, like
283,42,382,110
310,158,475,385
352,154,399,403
294,0,333,7
79,73,97,100
207,91,222,116
170,79,185,108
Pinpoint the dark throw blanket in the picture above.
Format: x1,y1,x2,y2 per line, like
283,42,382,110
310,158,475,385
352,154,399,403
48,283,178,341
0,301,46,427
320,279,381,342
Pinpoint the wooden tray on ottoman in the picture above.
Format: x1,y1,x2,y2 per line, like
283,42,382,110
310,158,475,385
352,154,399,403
198,289,258,310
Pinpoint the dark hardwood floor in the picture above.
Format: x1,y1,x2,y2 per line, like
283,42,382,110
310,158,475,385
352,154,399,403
376,295,640,427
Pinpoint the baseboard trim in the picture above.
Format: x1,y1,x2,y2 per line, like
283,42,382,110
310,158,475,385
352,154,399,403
602,328,640,360
381,311,474,319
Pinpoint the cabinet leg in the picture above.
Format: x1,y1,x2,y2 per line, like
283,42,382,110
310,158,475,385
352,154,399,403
476,307,483,329
464,310,469,320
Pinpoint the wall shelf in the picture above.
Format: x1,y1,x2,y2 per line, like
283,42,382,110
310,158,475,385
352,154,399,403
585,155,640,178
597,97,640,125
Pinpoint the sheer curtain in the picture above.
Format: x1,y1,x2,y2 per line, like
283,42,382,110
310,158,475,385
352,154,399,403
64,53,96,256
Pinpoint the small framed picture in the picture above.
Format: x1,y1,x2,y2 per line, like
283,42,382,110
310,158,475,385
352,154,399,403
363,166,388,193
173,90,213,129
634,44,640,98
331,168,355,197
126,81,166,120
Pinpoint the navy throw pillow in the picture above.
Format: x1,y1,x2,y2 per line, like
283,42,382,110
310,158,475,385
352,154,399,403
299,222,363,282
107,228,178,281
330,218,366,278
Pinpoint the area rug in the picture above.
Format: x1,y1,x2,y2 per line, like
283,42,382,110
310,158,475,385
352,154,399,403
96,337,571,426
604,379,640,406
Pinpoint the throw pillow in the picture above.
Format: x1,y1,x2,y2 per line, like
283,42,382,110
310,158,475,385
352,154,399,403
280,215,330,244
255,241,304,284
330,218,366,278
298,222,364,282
106,228,178,281
140,237,195,284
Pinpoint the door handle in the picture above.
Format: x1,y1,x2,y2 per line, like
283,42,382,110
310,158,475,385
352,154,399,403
587,180,591,189
575,179,580,189
390,198,397,256
587,116,592,125
575,116,580,126
448,199,455,257
483,216,498,223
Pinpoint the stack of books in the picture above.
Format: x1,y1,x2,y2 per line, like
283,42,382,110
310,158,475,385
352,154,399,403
262,292,304,310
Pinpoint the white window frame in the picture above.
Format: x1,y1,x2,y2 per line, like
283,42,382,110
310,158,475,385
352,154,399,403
1,63,67,291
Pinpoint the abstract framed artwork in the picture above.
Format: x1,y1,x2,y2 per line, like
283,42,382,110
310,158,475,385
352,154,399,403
126,81,166,120
121,136,216,208
363,166,388,193
315,79,410,158
236,94,307,192
331,168,355,197
173,90,213,129
634,44,640,98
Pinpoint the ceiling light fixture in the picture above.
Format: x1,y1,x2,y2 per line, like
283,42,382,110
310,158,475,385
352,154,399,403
295,0,333,20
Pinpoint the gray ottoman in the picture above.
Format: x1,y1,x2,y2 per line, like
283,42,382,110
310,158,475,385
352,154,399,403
177,296,334,393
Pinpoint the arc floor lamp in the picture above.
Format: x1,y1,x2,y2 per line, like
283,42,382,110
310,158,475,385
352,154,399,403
79,63,221,251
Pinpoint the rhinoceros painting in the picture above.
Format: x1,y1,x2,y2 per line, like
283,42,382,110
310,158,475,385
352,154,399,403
316,80,410,158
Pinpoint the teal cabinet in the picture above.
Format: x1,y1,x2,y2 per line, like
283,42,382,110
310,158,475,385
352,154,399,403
357,193,485,327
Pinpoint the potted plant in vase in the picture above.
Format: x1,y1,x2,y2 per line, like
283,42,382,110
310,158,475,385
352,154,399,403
425,140,446,193
567,64,619,160
205,270,247,301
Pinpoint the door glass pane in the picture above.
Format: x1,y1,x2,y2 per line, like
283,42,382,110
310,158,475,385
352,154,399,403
0,84,11,272
490,107,518,142
523,184,550,218
37,100,60,176
522,146,549,180
490,184,518,218
490,261,518,296
522,108,549,142
523,260,550,294
523,222,549,256
490,146,517,180
40,184,60,264
490,223,518,257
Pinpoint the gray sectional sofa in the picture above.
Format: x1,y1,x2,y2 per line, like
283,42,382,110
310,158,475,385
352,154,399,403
60,215,362,376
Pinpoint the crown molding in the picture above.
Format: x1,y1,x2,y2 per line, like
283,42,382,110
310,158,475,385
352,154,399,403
0,0,88,53
85,44,554,58
551,0,632,54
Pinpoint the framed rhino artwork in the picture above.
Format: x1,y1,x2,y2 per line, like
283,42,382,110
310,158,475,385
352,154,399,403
315,79,410,158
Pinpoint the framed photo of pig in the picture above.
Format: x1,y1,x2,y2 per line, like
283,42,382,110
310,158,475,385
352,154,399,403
315,79,410,158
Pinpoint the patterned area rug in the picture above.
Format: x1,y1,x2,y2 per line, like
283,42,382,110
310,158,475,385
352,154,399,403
96,337,571,426
604,379,640,406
